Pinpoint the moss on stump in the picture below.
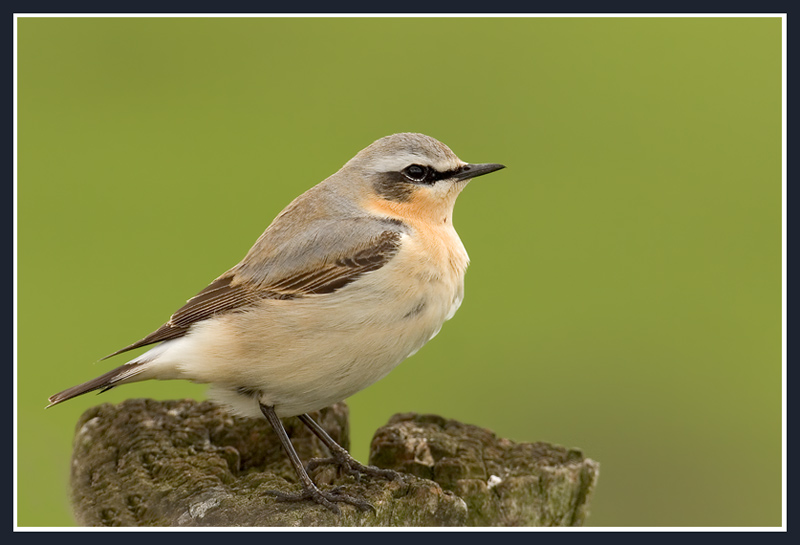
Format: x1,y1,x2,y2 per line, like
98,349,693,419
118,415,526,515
68,399,598,527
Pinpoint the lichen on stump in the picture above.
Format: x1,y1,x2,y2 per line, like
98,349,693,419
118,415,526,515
369,413,599,526
67,399,598,526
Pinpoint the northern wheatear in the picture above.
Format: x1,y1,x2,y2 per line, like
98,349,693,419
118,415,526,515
48,132,505,512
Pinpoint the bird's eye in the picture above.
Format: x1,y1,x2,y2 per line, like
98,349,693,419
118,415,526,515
402,164,429,182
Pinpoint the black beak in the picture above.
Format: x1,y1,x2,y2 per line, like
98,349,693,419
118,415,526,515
452,163,506,182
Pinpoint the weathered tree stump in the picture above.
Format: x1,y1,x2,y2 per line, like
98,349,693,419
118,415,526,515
68,399,598,526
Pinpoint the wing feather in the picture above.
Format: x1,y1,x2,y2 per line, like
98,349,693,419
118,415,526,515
102,230,403,360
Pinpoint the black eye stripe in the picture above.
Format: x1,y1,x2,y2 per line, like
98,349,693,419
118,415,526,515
399,164,468,185
430,166,468,182
373,164,470,202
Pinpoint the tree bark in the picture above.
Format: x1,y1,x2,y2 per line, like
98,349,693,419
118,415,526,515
68,399,599,527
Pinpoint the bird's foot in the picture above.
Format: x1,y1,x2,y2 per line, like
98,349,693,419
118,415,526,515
265,484,374,514
306,450,405,484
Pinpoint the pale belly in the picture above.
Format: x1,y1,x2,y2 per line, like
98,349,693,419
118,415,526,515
150,239,468,418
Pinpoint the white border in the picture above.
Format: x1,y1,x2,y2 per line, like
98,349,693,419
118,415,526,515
11,13,791,17
12,12,787,532
780,11,787,533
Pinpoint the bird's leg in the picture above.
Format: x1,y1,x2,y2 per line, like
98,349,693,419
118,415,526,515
299,413,405,483
259,403,373,513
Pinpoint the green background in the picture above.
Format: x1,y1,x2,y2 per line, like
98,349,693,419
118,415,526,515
17,17,783,527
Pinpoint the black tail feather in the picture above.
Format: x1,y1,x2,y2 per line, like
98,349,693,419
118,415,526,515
47,363,142,408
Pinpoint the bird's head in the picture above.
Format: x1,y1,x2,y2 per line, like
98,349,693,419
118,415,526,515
341,132,505,224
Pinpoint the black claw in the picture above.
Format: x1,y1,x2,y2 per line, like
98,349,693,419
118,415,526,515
307,451,405,484
259,406,378,515
327,486,372,510
297,413,407,486
265,487,341,514
265,485,374,514
305,456,335,474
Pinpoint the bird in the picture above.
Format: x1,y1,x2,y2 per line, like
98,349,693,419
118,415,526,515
48,132,505,512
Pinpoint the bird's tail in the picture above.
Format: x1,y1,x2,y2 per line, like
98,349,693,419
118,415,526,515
46,362,146,408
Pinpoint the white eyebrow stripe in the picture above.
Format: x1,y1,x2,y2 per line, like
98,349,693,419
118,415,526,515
369,152,464,174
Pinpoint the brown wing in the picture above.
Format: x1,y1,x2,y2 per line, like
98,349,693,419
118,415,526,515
102,231,402,360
